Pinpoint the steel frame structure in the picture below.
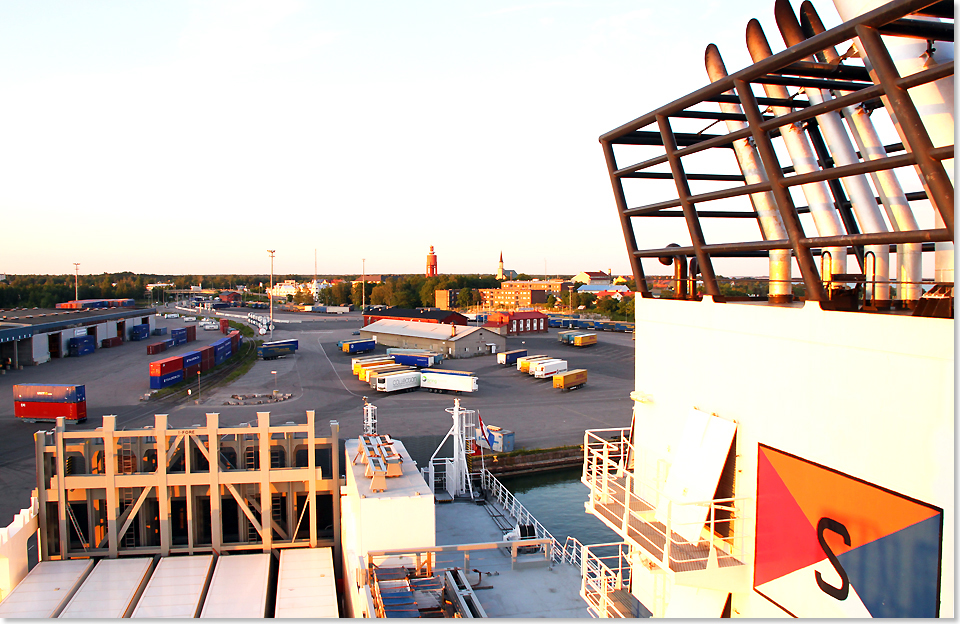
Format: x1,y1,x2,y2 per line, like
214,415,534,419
34,412,341,563
601,0,953,304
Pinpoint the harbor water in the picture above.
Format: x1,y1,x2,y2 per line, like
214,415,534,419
499,467,620,547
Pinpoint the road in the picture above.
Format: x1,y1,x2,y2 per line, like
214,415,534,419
0,308,635,524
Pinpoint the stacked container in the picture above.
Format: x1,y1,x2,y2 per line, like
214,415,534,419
171,328,188,346
219,319,230,334
198,345,215,372
182,350,202,379
13,384,87,423
149,356,184,389
68,335,96,357
129,324,150,341
185,325,197,342
212,338,232,366
227,330,241,353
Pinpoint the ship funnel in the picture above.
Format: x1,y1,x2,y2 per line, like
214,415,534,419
745,18,848,285
704,43,792,302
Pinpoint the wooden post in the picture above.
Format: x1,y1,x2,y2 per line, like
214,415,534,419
257,412,272,552
103,415,119,558
207,413,222,553
155,414,171,556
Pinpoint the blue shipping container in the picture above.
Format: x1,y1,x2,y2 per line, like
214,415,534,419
149,369,184,389
182,351,202,368
214,351,227,366
13,383,86,403
258,343,296,359
163,339,174,348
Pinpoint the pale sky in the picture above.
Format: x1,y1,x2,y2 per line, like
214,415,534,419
0,0,845,277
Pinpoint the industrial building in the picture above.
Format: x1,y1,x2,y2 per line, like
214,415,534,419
479,279,570,309
0,307,156,368
362,307,468,327
359,319,505,358
433,289,460,309
484,311,548,336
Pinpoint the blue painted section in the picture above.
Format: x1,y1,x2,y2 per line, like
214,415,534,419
838,513,941,617
149,369,184,389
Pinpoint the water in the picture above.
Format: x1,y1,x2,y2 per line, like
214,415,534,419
499,468,620,547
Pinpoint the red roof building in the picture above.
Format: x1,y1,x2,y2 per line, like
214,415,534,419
484,310,547,335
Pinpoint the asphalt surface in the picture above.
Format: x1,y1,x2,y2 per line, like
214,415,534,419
0,307,635,525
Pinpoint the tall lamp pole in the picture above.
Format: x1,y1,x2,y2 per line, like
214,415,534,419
361,258,366,311
73,263,80,302
267,250,276,340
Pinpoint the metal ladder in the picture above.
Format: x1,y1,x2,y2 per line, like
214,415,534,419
272,493,283,537
247,494,260,542
120,488,136,548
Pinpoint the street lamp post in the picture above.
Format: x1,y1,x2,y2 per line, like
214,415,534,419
73,263,80,302
361,258,366,311
271,370,277,395
267,250,276,340
198,370,201,404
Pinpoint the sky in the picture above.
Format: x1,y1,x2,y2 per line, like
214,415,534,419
0,0,848,278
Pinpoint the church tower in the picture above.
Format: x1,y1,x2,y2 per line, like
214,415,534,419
426,245,438,277
496,252,505,281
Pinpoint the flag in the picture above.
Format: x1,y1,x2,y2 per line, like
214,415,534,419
477,413,495,450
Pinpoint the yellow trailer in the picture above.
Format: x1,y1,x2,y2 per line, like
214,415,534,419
517,355,551,373
553,368,587,391
353,357,394,376
573,333,597,347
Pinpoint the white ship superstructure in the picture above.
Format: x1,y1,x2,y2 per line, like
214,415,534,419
581,0,953,617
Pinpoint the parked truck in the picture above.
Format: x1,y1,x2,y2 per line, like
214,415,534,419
392,352,441,368
258,339,299,360
376,370,422,393
420,370,478,393
368,366,416,388
531,358,568,378
497,349,527,366
342,339,376,354
572,333,598,347
361,363,408,383
516,355,551,373
553,368,587,391
354,357,395,377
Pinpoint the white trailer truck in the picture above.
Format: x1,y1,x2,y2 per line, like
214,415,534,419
376,370,422,393
532,358,568,379
420,370,478,393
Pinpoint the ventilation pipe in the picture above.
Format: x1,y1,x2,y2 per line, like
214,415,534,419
775,0,891,306
799,1,921,303
745,20,848,285
705,44,793,303
832,0,954,284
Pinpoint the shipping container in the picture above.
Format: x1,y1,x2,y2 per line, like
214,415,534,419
421,368,475,376
350,354,390,369
360,363,407,383
553,368,588,391
420,371,478,393
185,325,197,342
573,333,598,347
200,553,271,618
343,339,376,354
163,339,174,348
219,319,230,334
184,364,201,378
100,336,122,348
146,342,167,355
376,370,421,393
478,425,515,452
149,356,184,377
182,351,202,368
149,369,184,389
14,400,87,423
274,547,338,618
13,383,85,403
353,357,394,376
59,557,154,619
130,324,151,341
496,349,527,366
516,355,551,373
131,554,214,619
367,366,416,387
532,358,568,379
152,327,167,336
558,330,580,343
392,352,440,368
258,342,297,360
0,559,94,618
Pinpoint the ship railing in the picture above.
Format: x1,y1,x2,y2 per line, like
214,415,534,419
580,542,638,618
582,429,751,575
478,468,577,567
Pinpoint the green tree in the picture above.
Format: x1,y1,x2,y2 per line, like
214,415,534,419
457,287,474,309
546,294,557,308
293,287,314,305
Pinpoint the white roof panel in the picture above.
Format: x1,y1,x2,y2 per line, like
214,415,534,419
131,554,214,618
60,557,154,618
275,548,338,618
360,319,487,342
0,559,93,618
200,553,271,618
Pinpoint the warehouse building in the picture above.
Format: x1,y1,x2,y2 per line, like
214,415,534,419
434,289,460,309
0,307,156,368
359,319,505,358
362,307,468,327
484,310,548,336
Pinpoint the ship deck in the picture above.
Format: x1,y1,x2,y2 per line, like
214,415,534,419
431,499,589,618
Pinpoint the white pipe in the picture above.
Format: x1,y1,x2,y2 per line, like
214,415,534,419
800,1,922,302
746,19,847,281
705,44,793,301
833,0,954,284
775,0,890,302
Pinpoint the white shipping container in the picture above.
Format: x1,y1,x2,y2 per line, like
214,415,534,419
275,548,338,618
200,553,271,618
533,359,568,378
131,554,214,618
420,371,478,393
60,557,154,618
0,560,93,618
377,370,421,392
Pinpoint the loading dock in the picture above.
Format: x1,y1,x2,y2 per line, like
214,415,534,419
0,559,93,618
59,557,154,618
200,553,272,618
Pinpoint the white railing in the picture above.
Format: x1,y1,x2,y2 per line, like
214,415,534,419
479,469,579,567
582,429,751,575
581,542,635,618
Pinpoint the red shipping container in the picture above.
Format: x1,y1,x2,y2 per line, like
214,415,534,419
219,319,230,334
149,356,184,377
185,325,197,342
15,400,87,422
199,358,213,372
146,342,167,355
184,364,201,378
